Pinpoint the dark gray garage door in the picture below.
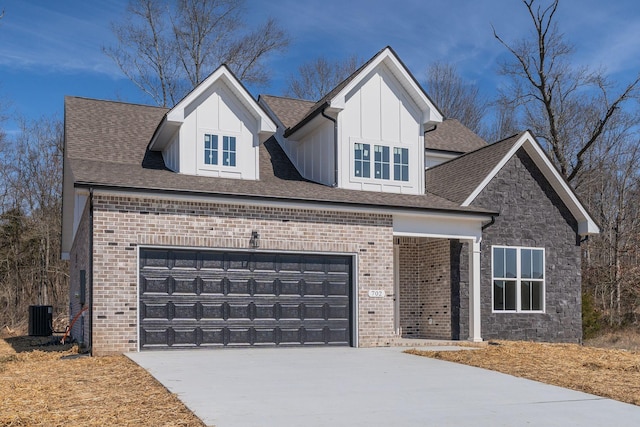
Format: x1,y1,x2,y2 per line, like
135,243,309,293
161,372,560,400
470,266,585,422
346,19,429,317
139,248,352,349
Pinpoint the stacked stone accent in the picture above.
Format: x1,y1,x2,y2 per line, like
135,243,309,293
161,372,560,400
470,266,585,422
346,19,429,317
467,149,582,342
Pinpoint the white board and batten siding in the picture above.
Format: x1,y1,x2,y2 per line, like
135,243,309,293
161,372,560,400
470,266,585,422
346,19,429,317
280,119,335,187
163,79,260,180
338,65,425,194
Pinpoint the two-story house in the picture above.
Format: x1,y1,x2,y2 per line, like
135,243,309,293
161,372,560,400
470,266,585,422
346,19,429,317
61,47,598,355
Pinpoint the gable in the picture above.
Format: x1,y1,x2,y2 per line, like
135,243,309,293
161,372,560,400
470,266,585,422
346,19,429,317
149,65,276,180
427,131,599,235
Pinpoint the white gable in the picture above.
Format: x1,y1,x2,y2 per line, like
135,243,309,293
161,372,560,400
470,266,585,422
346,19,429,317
149,65,276,180
277,47,442,195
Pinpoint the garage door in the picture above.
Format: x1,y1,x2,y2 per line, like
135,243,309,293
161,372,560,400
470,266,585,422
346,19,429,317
139,248,352,349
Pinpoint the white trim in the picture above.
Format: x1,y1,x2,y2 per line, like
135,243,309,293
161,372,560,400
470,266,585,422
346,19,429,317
330,48,443,126
491,245,546,314
149,65,276,150
461,131,599,235
135,244,359,349
393,243,400,335
79,187,493,222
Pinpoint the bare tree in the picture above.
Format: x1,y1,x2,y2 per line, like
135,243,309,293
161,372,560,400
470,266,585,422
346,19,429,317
424,62,488,136
105,0,289,107
0,116,68,329
284,55,361,101
493,0,640,187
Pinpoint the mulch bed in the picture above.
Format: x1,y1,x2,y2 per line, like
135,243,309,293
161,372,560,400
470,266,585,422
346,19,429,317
0,335,205,427
407,340,640,406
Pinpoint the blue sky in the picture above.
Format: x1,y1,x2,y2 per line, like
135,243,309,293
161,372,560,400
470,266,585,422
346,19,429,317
0,0,639,134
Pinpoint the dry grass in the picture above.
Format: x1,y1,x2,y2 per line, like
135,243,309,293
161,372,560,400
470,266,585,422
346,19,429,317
0,335,205,427
585,328,640,351
407,340,640,406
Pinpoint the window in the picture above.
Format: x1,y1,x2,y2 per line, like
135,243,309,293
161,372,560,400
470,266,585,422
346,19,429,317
204,134,218,165
203,134,237,167
222,136,236,167
374,145,390,179
393,147,409,181
354,143,370,178
493,246,545,312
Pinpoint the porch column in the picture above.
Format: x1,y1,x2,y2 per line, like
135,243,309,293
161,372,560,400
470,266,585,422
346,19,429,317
468,238,482,342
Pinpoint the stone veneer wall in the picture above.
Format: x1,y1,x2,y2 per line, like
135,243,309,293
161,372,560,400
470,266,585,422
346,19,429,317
69,202,91,346
397,237,451,339
83,194,396,355
464,148,582,342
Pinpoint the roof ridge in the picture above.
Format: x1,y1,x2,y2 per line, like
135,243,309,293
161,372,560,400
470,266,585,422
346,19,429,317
260,94,316,103
65,95,169,110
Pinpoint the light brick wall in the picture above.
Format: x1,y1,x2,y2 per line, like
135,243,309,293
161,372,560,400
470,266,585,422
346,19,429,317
69,201,91,346
397,237,452,339
88,193,395,355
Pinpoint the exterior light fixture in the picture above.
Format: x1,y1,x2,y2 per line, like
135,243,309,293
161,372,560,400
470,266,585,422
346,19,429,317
249,230,260,248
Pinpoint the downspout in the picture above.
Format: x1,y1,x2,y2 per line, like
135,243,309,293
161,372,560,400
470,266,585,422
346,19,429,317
88,187,94,356
481,216,495,231
321,108,338,187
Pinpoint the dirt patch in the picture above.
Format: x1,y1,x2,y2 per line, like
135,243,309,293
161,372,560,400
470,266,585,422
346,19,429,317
0,337,205,426
407,340,640,406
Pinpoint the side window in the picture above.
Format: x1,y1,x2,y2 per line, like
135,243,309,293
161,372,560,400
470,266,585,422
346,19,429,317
354,143,371,178
493,246,545,312
374,145,390,180
393,147,409,181
204,134,218,165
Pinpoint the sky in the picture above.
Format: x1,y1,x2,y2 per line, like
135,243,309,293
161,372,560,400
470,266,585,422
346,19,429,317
0,0,639,135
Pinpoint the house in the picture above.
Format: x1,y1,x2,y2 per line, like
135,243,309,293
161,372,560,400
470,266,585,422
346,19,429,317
61,47,598,355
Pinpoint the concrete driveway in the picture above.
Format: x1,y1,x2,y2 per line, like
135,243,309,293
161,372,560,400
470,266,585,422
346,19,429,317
128,346,640,427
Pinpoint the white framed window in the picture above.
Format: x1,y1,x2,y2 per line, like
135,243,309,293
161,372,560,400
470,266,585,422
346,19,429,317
354,143,371,178
393,147,409,181
492,246,545,313
202,133,237,167
222,136,236,166
204,134,218,165
374,145,390,180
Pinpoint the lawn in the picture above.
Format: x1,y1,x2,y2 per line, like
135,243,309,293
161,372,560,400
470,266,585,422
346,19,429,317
407,340,640,406
0,335,204,427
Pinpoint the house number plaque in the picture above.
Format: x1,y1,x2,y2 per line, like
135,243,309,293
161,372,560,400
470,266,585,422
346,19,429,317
368,289,386,298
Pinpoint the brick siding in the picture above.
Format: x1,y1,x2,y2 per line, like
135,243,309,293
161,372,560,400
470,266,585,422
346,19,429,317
81,194,396,355
397,237,452,339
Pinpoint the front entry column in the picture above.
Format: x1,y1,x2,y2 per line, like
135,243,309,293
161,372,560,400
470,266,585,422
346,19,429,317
468,238,482,342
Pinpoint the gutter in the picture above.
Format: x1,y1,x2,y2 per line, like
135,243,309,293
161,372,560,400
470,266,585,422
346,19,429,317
284,101,330,138
73,182,498,219
321,107,339,187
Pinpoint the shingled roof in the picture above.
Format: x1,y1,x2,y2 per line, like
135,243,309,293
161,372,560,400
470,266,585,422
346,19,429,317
426,133,524,204
64,96,492,216
259,95,315,129
424,119,487,153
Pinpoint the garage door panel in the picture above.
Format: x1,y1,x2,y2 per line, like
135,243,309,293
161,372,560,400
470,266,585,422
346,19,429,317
173,278,199,294
141,276,171,294
174,303,198,320
140,248,352,349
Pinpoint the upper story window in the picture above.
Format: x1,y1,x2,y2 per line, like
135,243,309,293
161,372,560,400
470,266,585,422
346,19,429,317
354,142,410,182
394,147,409,181
222,136,236,167
203,134,236,167
374,146,390,180
354,143,371,178
204,134,218,165
492,246,545,313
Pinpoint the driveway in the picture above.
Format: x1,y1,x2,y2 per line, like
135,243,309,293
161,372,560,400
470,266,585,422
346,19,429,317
128,346,640,427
